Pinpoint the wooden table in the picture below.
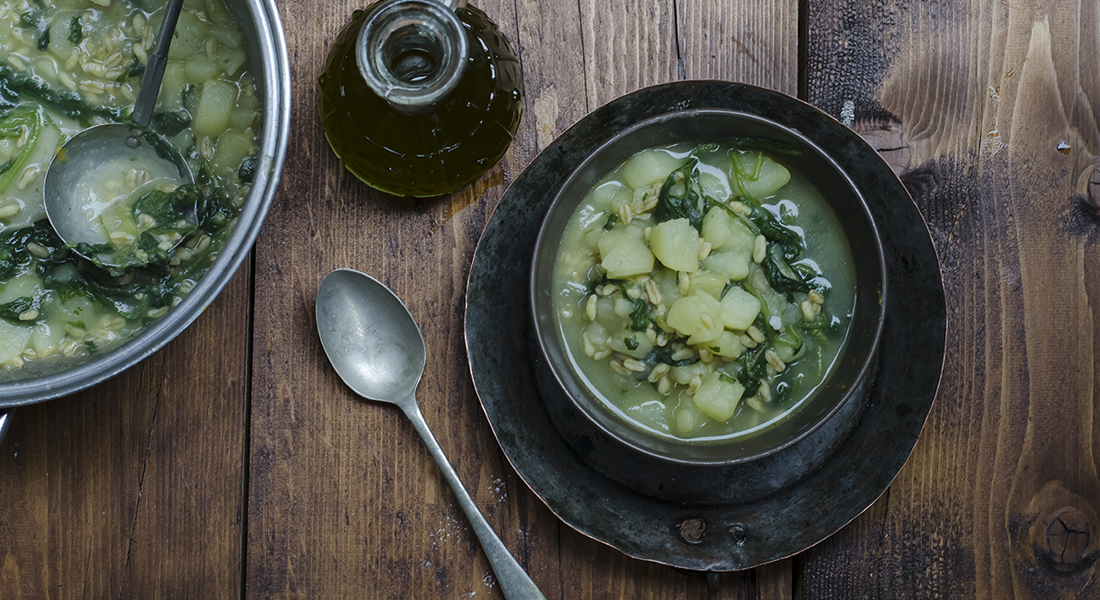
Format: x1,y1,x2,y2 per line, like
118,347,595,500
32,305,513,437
4,0,1099,597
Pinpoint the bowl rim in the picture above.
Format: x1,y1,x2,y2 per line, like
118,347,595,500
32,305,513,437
0,0,291,407
528,107,889,467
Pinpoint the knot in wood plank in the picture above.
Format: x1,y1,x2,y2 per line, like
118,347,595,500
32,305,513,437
1087,168,1100,215
1042,507,1093,572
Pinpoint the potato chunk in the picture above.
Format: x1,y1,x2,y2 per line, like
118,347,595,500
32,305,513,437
650,218,700,272
720,287,761,331
621,149,684,189
701,207,732,249
703,251,750,281
598,227,653,279
193,79,239,137
693,372,745,422
666,290,724,342
731,150,791,200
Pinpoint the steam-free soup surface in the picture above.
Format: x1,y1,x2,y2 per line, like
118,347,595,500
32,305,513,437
550,141,855,443
0,0,259,379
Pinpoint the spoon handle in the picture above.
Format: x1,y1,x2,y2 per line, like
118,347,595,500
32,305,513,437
0,411,10,446
400,398,547,600
132,0,187,126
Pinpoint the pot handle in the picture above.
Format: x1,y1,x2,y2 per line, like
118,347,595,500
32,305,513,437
0,411,9,446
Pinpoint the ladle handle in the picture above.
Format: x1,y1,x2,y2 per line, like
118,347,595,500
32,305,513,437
0,411,10,446
438,0,469,10
132,0,187,126
400,398,546,600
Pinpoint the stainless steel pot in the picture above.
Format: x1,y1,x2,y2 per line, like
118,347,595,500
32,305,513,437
0,0,290,410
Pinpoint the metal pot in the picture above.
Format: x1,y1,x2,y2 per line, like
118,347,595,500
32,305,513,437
0,0,290,409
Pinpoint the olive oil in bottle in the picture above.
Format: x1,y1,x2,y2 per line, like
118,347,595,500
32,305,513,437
318,0,524,197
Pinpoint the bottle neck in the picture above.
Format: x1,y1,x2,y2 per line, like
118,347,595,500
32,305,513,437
356,0,469,115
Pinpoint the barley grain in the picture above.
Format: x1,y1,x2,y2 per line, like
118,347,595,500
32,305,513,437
618,202,632,225
582,331,595,357
753,235,767,263
687,375,702,395
133,41,148,64
15,165,38,190
765,349,785,372
647,363,670,383
800,299,820,321
6,53,26,71
700,313,716,330
645,279,661,305
657,377,671,395
26,242,50,259
110,231,135,245
79,79,106,94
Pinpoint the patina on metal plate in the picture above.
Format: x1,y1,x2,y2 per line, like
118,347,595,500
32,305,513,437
464,81,946,572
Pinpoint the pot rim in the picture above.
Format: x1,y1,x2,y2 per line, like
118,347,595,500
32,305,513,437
528,107,888,467
0,0,291,407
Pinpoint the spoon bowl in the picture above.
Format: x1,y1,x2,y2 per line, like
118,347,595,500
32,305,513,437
315,268,545,600
44,0,195,268
316,268,425,403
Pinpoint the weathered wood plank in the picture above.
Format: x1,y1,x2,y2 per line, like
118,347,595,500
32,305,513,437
803,0,1100,597
0,267,251,599
249,0,799,597
246,0,538,596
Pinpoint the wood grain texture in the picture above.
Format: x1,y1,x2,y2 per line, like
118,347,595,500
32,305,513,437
0,267,252,599
247,0,799,598
804,0,1100,598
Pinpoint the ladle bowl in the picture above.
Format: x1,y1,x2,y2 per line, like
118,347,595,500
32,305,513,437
43,123,196,267
43,0,194,268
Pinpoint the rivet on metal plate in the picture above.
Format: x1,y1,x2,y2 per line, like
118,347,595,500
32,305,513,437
677,517,706,544
728,523,748,546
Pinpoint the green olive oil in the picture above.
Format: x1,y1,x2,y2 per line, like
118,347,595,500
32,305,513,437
318,1,524,197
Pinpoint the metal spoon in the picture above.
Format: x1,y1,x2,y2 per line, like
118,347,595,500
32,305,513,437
0,411,10,446
315,268,546,600
44,0,196,267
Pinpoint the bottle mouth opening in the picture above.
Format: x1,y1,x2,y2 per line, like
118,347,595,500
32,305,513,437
357,0,469,115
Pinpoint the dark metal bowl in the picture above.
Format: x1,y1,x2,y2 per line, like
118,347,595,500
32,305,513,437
0,0,290,408
467,80,945,571
528,107,887,505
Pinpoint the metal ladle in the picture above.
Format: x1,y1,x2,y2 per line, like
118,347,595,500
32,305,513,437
44,0,196,267
315,268,545,600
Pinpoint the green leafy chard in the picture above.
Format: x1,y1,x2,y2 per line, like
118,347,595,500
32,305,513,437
0,294,42,324
0,110,42,193
68,15,83,45
654,158,709,229
0,64,123,127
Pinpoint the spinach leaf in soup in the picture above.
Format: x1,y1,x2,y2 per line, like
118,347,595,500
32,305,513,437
0,110,42,193
0,65,123,127
653,158,709,229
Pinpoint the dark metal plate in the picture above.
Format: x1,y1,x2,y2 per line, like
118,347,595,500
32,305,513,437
464,81,946,572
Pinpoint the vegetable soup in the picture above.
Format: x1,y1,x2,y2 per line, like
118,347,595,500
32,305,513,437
550,140,856,443
0,0,259,378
